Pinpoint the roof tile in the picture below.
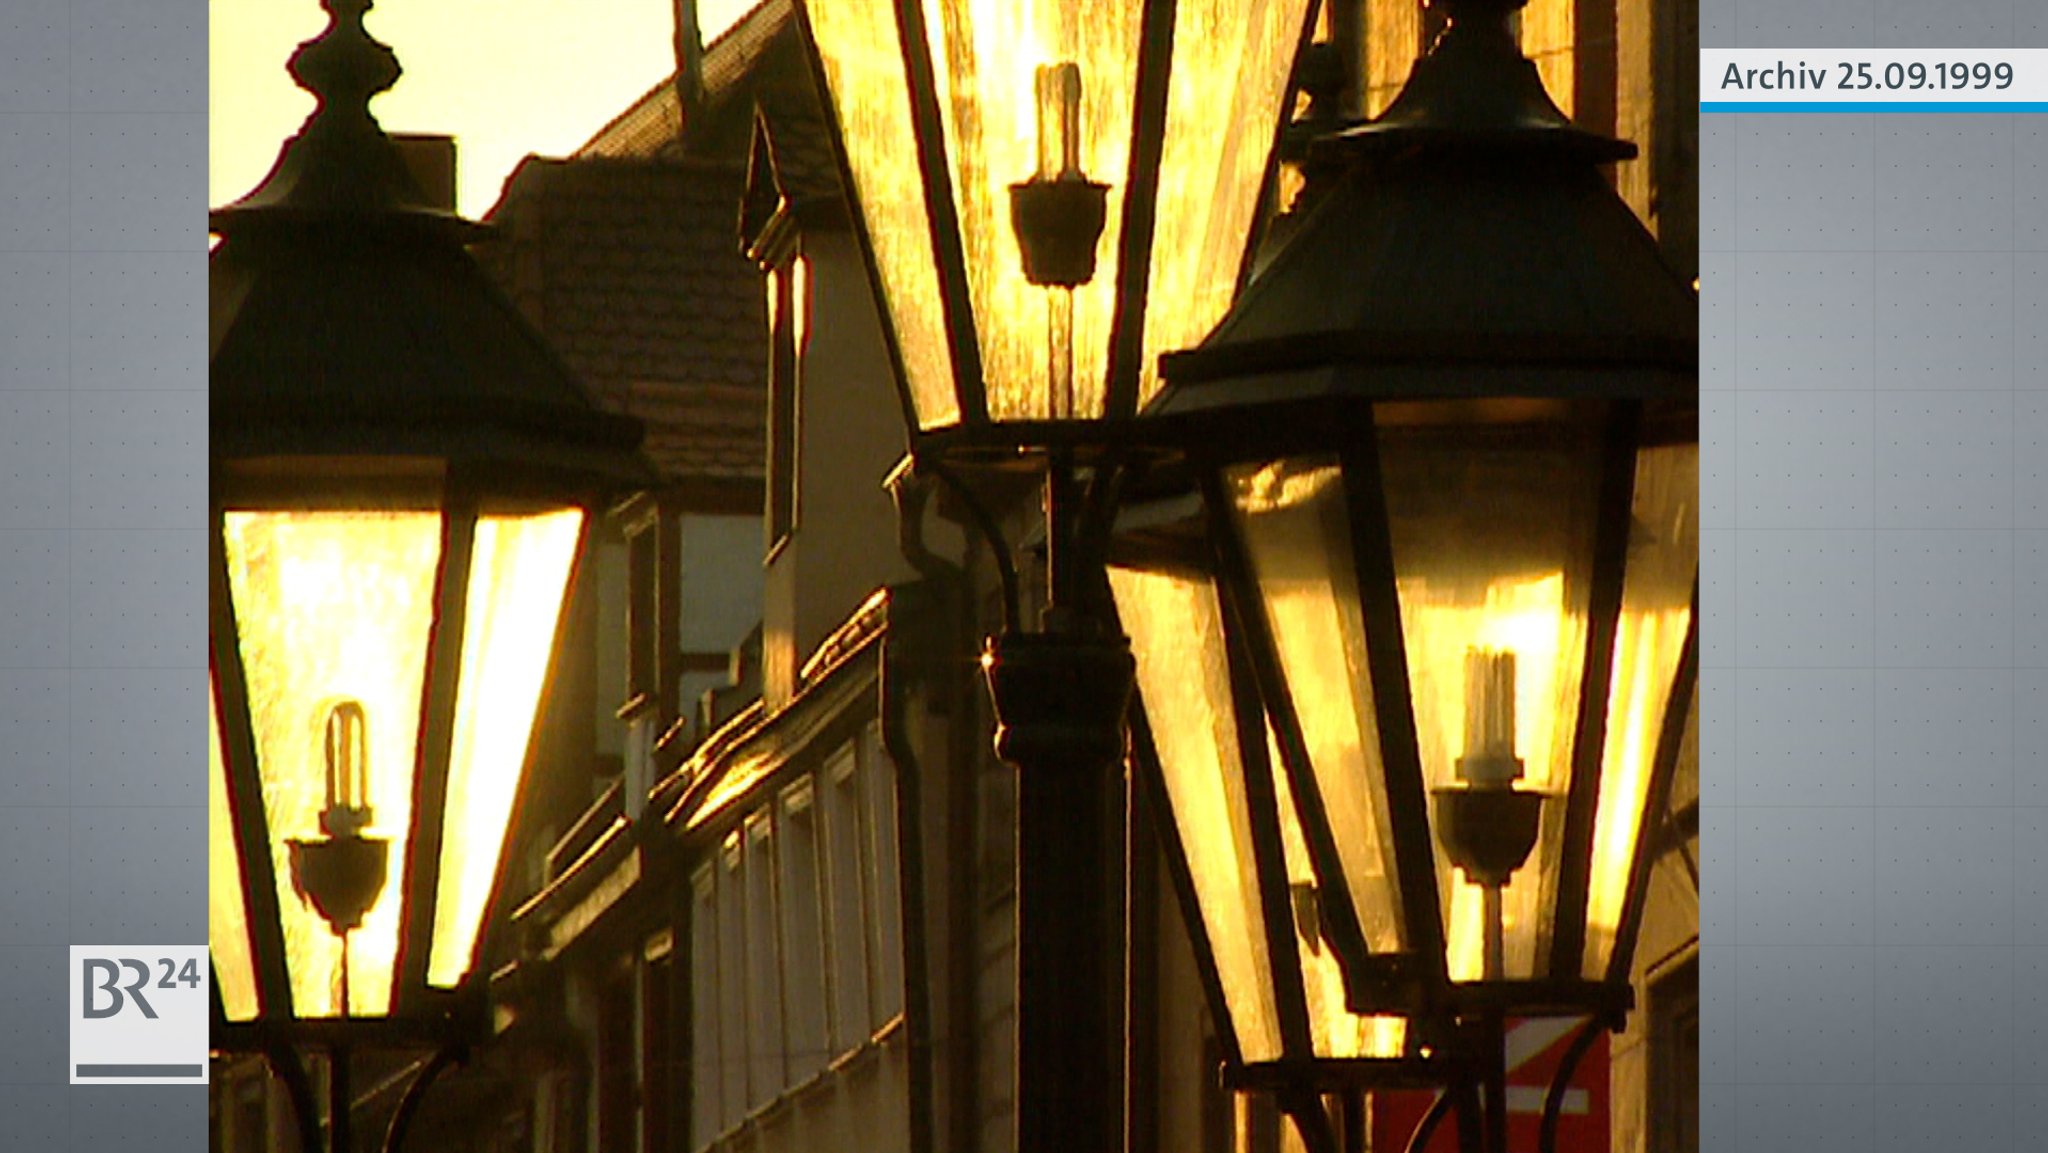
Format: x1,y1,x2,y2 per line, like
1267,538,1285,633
480,159,767,483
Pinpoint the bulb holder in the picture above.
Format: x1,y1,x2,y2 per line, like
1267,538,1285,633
1453,751,1526,789
288,830,391,935
1009,175,1111,289
1431,785,1543,888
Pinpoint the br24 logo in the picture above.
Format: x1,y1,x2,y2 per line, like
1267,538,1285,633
81,957,203,1019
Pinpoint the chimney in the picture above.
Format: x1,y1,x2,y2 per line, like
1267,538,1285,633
391,134,458,212
675,0,706,127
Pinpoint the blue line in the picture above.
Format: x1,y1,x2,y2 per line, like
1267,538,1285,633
1702,101,2048,113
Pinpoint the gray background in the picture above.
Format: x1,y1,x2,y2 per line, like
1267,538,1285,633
0,0,207,1147
1705,3,2048,1151
0,0,2037,1150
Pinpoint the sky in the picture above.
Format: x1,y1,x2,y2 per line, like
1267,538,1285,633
211,0,758,219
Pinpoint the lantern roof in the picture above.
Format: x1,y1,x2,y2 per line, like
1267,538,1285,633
1150,9,1696,419
208,0,648,487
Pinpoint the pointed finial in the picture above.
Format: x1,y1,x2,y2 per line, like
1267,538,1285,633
1313,0,1632,160
287,0,402,127
1426,0,1527,39
212,0,484,232
1427,0,1529,17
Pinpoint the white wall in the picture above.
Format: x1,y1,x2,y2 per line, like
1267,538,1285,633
761,228,921,707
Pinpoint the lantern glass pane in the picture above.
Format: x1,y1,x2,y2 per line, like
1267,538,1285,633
427,508,584,988
1138,0,1312,409
1266,725,1405,1059
224,510,442,1018
803,0,961,429
920,0,1141,422
1225,457,1406,957
1584,443,1697,977
207,677,261,1023
1109,563,1283,1064
1376,422,1604,982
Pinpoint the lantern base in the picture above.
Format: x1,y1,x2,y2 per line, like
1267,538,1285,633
1431,786,1542,888
288,832,391,935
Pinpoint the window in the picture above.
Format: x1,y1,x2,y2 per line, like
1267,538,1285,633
683,729,908,1150
820,746,872,1050
860,726,904,1021
715,832,749,1125
689,864,723,1147
778,778,831,1080
627,520,658,706
742,811,786,1105
765,257,810,559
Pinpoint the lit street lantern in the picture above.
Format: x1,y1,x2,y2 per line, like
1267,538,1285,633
1109,2,1697,1151
207,3,647,1150
795,3,1315,1152
799,0,1314,444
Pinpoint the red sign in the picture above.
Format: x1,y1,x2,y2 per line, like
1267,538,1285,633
1370,1020,1610,1153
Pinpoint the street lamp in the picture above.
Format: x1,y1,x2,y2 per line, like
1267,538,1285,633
207,3,646,1151
794,2,1313,1151
1108,2,1697,1151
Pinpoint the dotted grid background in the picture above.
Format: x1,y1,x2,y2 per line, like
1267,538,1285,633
1706,3,2048,1151
0,0,207,1147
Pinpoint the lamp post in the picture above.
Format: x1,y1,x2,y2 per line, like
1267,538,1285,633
207,4,647,1151
793,3,1314,1151
1108,2,1698,1151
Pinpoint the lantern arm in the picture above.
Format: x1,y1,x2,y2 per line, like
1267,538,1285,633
261,1041,325,1153
1277,1089,1342,1153
1536,1016,1610,1153
1069,450,1144,606
1402,1086,1460,1153
920,459,1021,635
919,446,1151,641
380,1042,469,1153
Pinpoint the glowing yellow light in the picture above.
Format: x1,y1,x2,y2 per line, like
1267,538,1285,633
208,680,261,1023
804,0,959,427
224,509,442,1018
1227,457,1405,958
1269,728,1404,1059
1408,575,1569,790
1584,607,1691,952
805,0,1306,425
1401,573,1570,983
427,508,583,987
1109,564,1284,1063
1584,443,1696,977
